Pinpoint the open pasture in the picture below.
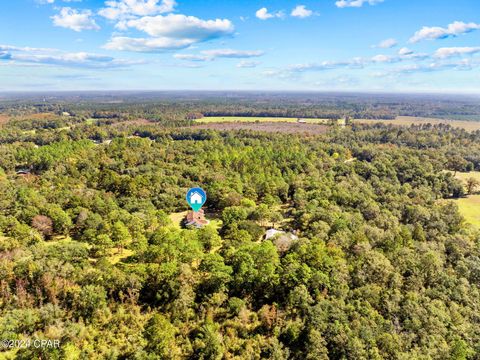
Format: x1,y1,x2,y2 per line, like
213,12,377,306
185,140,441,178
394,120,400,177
198,116,333,124
192,121,330,135
357,116,480,132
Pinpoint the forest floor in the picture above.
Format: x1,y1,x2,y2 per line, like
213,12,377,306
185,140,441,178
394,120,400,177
192,122,330,135
356,116,480,132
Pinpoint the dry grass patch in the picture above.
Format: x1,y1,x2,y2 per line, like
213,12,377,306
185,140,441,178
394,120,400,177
356,116,480,132
0,114,10,125
456,195,480,228
192,122,329,135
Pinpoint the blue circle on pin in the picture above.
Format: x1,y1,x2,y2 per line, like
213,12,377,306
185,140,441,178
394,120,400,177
186,187,207,212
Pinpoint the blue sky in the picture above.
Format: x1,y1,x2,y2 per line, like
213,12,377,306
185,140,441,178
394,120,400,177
1,0,480,92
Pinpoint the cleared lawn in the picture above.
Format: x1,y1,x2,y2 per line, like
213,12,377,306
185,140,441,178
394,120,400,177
0,114,10,126
453,171,480,183
169,210,223,230
456,195,480,228
199,116,339,124
169,211,189,228
106,248,135,264
356,116,480,132
446,171,480,228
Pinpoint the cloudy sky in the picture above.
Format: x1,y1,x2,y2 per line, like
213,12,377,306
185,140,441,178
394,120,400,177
1,0,480,92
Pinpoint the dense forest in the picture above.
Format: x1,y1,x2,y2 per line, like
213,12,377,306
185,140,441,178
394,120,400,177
1,96,480,359
2,92,480,121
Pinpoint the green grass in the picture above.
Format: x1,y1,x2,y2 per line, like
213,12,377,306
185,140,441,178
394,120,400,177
106,248,135,264
456,195,480,228
198,116,342,124
446,171,480,228
44,235,72,245
453,171,480,183
169,210,223,230
169,211,189,229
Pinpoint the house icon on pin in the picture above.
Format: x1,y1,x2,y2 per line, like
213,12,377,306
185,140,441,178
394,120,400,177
190,191,203,205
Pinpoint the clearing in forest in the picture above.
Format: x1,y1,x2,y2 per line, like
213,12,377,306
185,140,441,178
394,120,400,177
456,195,480,228
453,171,480,184
452,172,480,228
0,114,10,125
357,116,480,132
198,116,335,124
192,122,330,135
169,211,222,230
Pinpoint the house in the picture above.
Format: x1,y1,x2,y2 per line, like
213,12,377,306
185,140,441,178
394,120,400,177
184,209,209,228
190,191,204,205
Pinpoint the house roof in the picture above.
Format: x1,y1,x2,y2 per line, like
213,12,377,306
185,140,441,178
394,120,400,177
265,228,299,241
265,228,284,240
185,210,208,227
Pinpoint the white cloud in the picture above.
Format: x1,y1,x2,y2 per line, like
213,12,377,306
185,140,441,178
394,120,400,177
398,47,413,55
104,14,234,52
409,21,480,43
51,7,100,32
237,60,260,68
174,54,209,61
174,49,264,61
0,45,57,52
291,5,313,18
0,44,139,68
390,60,477,74
202,49,264,58
104,36,195,51
434,47,480,59
0,52,12,60
288,58,365,72
335,0,383,8
99,0,176,20
125,14,234,39
371,54,395,63
37,0,82,4
255,7,284,20
375,38,397,48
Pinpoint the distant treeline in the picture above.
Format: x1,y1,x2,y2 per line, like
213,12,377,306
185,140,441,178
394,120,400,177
2,92,480,121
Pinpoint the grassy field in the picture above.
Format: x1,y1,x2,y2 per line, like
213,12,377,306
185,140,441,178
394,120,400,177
357,116,480,132
456,195,480,228
450,171,480,228
169,211,189,228
0,114,9,125
169,210,223,230
453,171,480,183
198,116,343,125
193,122,330,135
106,248,135,264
